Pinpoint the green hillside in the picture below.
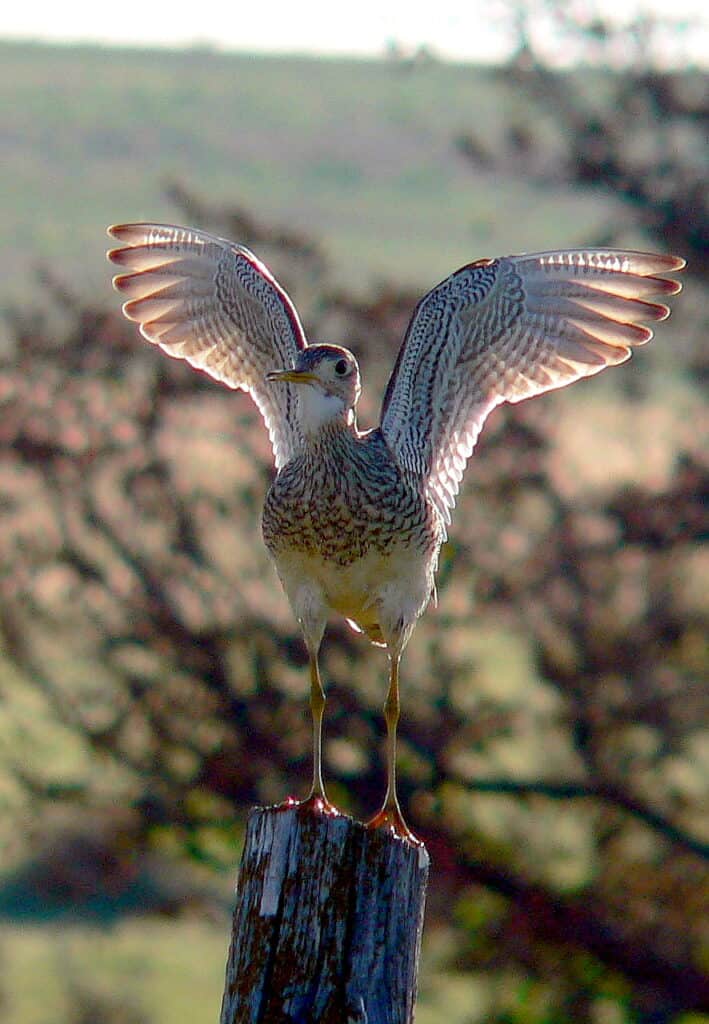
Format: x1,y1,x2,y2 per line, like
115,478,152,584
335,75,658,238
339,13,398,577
2,40,616,324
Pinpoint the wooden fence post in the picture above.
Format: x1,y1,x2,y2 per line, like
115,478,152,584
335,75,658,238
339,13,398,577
220,801,430,1023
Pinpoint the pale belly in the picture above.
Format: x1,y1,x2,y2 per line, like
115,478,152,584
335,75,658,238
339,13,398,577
261,426,444,649
272,540,437,648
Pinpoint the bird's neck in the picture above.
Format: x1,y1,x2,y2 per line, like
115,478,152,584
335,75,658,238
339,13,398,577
298,387,354,440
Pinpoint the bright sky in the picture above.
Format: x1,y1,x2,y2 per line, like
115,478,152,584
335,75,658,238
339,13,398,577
3,0,708,65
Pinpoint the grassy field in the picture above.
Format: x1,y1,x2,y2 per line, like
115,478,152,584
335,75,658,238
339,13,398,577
2,919,228,1023
1,40,623,329
0,919,507,1024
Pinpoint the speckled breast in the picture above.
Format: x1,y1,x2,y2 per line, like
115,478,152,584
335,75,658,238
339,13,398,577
261,427,441,568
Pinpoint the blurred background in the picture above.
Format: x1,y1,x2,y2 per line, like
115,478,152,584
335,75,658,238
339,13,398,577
0,2,707,1021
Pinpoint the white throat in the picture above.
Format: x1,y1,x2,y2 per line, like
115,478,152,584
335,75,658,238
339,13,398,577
298,385,348,436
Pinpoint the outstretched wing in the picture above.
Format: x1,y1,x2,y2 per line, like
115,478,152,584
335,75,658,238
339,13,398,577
380,249,684,521
107,223,307,468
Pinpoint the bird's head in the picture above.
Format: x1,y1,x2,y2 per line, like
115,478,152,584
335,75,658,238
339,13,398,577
267,344,362,435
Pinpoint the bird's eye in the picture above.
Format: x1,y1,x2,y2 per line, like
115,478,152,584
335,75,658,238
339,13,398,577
334,359,349,376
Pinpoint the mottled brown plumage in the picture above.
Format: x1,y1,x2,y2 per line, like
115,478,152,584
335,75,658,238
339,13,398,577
264,423,439,565
262,418,443,645
108,222,685,840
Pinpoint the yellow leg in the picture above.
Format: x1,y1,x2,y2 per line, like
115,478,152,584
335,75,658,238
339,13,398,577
305,651,332,809
382,654,402,818
366,654,420,843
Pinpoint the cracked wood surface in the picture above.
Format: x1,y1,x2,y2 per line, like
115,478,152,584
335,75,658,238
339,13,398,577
220,802,429,1024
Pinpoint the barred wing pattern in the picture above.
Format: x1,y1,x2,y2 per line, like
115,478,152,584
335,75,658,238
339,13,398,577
381,250,684,521
108,223,307,468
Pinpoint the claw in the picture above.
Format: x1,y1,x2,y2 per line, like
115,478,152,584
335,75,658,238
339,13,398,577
366,803,423,846
300,792,341,817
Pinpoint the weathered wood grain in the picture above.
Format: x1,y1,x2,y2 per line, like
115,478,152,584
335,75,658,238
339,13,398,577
220,800,429,1024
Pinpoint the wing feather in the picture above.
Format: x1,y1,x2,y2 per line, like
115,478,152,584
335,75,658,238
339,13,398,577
107,222,307,468
380,249,685,522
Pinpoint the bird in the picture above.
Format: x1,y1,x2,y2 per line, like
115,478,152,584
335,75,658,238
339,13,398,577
107,222,684,842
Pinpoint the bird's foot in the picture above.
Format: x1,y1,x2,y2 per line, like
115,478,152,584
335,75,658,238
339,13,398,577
366,803,423,846
299,790,341,817
272,791,339,817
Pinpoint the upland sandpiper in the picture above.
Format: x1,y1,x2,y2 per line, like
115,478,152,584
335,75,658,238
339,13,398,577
108,223,684,840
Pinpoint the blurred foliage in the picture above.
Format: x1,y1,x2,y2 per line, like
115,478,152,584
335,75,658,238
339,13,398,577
1,8,708,1024
459,0,709,277
1,186,706,1020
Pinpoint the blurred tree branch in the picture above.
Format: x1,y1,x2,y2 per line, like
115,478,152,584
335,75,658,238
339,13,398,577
456,0,708,276
451,779,708,860
420,821,709,1015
